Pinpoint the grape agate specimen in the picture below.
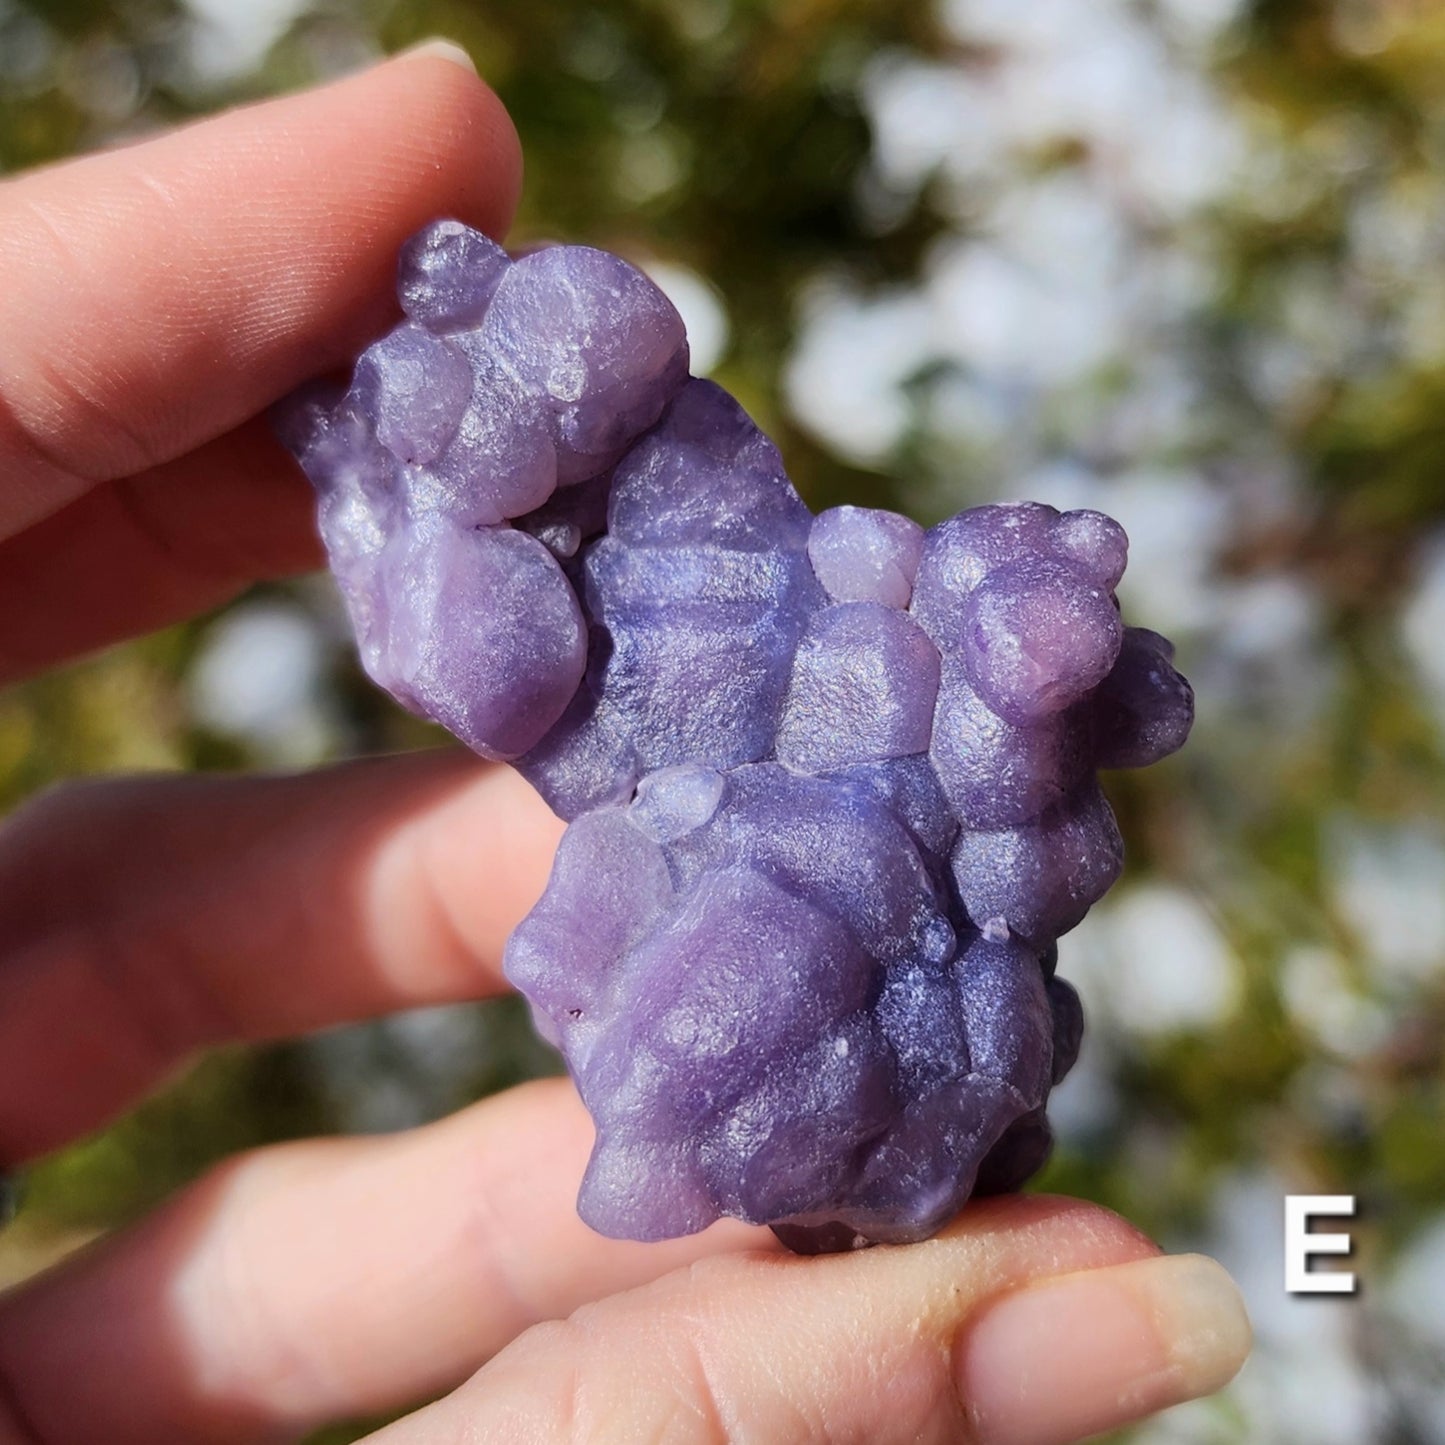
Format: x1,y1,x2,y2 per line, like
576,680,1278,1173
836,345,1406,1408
278,220,1194,1252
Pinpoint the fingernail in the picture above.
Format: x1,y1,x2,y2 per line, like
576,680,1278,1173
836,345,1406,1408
396,37,478,74
958,1254,1252,1445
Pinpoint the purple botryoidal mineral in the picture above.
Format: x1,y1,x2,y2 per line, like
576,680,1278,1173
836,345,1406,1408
278,220,1194,1253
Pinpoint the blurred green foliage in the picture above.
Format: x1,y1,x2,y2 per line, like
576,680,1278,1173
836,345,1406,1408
3,0,1445,1440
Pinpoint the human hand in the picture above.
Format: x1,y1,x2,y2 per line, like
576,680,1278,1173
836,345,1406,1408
0,46,1250,1444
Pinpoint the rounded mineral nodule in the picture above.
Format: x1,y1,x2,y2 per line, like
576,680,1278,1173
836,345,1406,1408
277,220,1195,1254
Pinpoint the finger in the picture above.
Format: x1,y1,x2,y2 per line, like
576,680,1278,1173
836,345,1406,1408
0,42,520,541
0,1079,777,1445
0,750,563,1161
0,418,321,685
374,1202,1251,1445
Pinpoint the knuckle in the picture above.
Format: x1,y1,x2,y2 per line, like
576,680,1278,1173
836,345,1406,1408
0,185,178,485
563,1296,779,1445
175,1151,346,1416
451,1153,536,1348
658,1328,740,1445
481,1283,975,1445
107,471,275,592
0,323,145,487
506,1306,736,1445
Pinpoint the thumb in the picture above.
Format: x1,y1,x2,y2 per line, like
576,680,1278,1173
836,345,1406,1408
366,1195,1251,1445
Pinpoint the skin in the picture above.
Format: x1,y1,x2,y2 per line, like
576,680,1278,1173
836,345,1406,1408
0,49,1251,1445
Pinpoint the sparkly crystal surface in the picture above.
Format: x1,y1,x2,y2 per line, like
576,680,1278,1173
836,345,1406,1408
278,222,1194,1251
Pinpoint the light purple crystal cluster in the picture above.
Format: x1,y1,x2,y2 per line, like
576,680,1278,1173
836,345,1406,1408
278,220,1194,1252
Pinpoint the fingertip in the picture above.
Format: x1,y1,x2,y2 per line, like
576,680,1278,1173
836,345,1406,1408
957,1253,1252,1445
379,42,524,243
1144,1254,1253,1397
291,43,522,255
0,40,526,520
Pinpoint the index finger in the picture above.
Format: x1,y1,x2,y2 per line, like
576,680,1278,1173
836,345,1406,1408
0,42,521,542
0,749,564,1164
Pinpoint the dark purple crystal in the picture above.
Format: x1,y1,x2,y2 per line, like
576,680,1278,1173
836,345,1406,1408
278,221,1194,1252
